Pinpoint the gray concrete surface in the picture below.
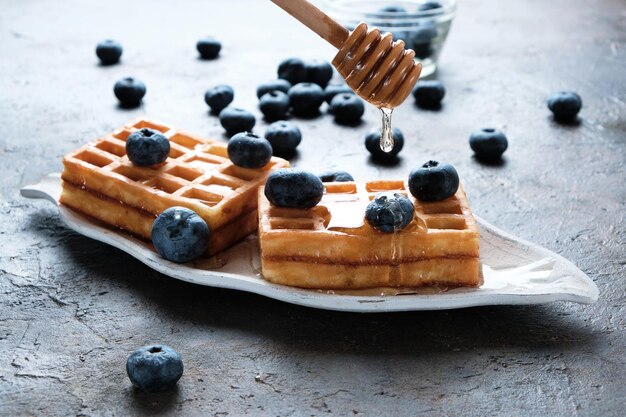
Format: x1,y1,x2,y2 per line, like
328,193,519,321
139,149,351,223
1,0,624,415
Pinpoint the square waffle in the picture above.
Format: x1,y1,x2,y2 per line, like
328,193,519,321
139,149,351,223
258,180,480,289
60,118,289,255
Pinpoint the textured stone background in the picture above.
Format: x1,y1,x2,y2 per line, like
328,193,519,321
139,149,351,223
1,0,624,416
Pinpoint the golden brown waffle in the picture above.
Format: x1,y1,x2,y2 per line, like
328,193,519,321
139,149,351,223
258,180,480,289
60,118,289,255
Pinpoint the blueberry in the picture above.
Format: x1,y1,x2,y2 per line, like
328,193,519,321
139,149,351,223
256,79,292,99
151,207,210,263
227,132,273,169
218,107,256,136
288,83,325,116
365,192,414,233
259,91,290,121
379,5,408,13
329,93,365,125
410,24,437,59
418,1,443,11
304,60,334,88
114,77,146,108
469,128,508,160
324,84,354,104
319,170,354,182
413,80,445,108
126,128,170,166
365,127,405,160
408,160,459,202
204,85,234,114
264,169,324,209
196,37,221,59
126,345,183,392
95,39,122,65
547,91,582,122
277,58,307,85
264,121,302,155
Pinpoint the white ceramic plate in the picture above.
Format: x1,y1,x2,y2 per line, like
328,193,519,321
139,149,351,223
21,174,598,312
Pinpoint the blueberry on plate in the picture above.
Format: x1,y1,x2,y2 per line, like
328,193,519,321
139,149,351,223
264,121,302,155
288,83,325,116
410,24,438,59
114,77,146,108
319,170,354,182
365,192,414,233
126,128,170,166
324,84,354,104
204,85,234,114
151,207,210,263
95,39,122,65
469,128,508,160
126,345,183,392
277,58,307,85
413,80,445,109
218,107,256,136
408,160,459,202
547,91,582,122
329,93,365,125
304,60,334,88
418,1,443,12
256,79,292,99
264,169,324,209
196,37,222,59
259,91,290,121
227,132,273,169
365,127,405,160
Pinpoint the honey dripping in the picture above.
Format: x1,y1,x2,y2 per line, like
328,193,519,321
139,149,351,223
379,107,394,152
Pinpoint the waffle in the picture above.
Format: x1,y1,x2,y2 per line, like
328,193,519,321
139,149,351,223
258,180,480,289
60,118,289,255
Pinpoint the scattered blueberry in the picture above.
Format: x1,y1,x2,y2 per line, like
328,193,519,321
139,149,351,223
277,58,307,85
324,84,354,104
418,1,443,11
227,132,273,169
204,85,234,114
256,79,292,99
329,93,365,125
114,77,146,108
126,128,170,166
259,91,290,121
365,192,414,233
410,24,437,59
264,169,324,209
365,127,405,160
196,37,221,59
547,91,582,122
469,128,508,161
151,207,210,263
413,80,445,109
264,121,302,155
126,345,184,392
95,39,122,65
304,60,334,88
219,107,256,136
319,170,354,182
408,160,459,202
288,83,325,116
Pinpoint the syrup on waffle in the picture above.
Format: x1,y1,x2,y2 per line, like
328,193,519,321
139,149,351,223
60,118,289,255
258,180,480,289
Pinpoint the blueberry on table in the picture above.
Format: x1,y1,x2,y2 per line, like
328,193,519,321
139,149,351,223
259,90,290,121
264,121,302,155
256,79,292,99
365,127,405,160
126,128,170,166
151,207,210,263
227,132,273,169
329,93,365,125
196,37,222,59
413,80,445,109
95,39,122,65
319,170,354,182
114,77,146,108
304,59,334,88
288,83,325,116
218,107,256,136
408,160,459,202
204,85,234,114
365,192,415,233
547,91,582,122
324,84,354,104
469,128,508,160
277,57,307,85
264,169,324,209
126,345,183,392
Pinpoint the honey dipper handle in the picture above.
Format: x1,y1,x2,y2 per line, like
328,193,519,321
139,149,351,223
270,0,349,49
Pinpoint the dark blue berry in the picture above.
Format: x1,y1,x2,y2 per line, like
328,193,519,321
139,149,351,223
408,160,459,202
410,24,437,59
413,80,445,108
304,60,334,88
126,345,183,392
324,84,354,104
259,90,290,121
218,107,256,136
288,83,325,116
418,1,443,11
151,207,210,263
95,39,122,65
196,37,221,59
114,77,146,108
469,128,508,160
264,121,302,155
227,132,273,169
365,192,414,233
264,169,324,209
547,91,582,121
277,58,307,85
204,85,234,114
365,127,405,160
319,170,354,182
379,5,408,13
256,79,292,99
126,128,170,166
329,93,365,125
